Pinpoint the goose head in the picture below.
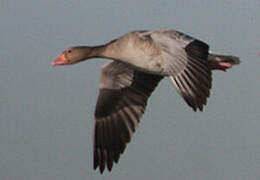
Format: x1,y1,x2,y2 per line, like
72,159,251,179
52,46,97,66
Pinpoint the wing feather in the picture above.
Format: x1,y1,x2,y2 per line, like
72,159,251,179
149,30,212,111
94,61,163,173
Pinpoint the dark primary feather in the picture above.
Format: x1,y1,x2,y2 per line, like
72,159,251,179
148,30,212,111
171,40,212,111
94,61,163,173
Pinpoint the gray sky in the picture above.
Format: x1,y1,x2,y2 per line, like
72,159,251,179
1,0,260,179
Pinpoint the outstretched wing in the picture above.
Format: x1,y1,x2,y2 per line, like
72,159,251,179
144,30,212,111
94,61,163,173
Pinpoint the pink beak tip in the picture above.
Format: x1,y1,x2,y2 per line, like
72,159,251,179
51,54,66,66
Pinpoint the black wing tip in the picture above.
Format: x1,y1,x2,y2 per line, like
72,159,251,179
191,97,208,112
99,165,105,174
93,160,107,174
94,166,113,174
107,164,113,172
93,156,115,173
190,105,203,112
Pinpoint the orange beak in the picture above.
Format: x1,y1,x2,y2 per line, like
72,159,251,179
52,53,68,66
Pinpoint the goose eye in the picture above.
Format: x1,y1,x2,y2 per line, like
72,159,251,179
67,49,72,53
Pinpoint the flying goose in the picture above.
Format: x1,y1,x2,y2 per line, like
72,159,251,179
52,29,240,173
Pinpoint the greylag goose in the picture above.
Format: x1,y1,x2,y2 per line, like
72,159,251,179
52,29,240,173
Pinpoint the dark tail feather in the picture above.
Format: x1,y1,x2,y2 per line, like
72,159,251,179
208,52,240,71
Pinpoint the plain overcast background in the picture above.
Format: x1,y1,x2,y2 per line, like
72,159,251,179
1,0,260,179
